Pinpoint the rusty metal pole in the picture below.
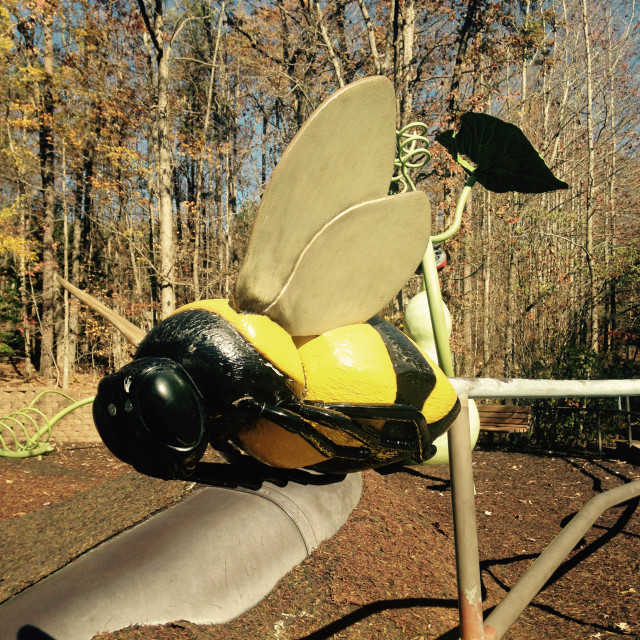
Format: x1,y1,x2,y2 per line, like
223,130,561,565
448,396,485,640
483,479,640,639
422,240,485,639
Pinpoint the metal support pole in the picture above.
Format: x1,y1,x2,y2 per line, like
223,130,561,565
448,397,485,640
483,479,640,640
626,396,633,445
450,377,640,399
422,234,485,638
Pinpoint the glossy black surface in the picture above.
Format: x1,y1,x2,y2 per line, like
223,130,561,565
135,309,297,411
367,315,437,408
94,358,208,478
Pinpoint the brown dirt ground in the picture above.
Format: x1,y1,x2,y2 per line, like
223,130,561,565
1,442,639,640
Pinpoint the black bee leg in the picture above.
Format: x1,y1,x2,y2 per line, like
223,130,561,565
300,402,432,462
235,399,372,461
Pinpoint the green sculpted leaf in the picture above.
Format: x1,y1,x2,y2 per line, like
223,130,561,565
436,112,569,194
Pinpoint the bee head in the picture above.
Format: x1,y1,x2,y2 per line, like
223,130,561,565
92,358,208,479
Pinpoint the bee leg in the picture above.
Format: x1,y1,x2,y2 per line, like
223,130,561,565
235,398,372,461
301,402,432,462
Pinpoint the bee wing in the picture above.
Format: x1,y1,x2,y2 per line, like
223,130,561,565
235,76,415,328
264,191,430,336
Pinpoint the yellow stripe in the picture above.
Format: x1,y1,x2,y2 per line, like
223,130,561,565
172,300,305,396
297,324,396,403
416,348,458,423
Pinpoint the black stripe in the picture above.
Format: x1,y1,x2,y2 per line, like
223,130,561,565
367,316,436,410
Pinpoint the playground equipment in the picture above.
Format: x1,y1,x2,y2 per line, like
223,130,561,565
401,107,640,639
0,470,362,640
447,378,640,639
64,77,460,481
0,390,94,458
1,78,639,640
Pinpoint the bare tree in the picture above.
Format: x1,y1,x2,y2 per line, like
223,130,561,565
137,0,181,319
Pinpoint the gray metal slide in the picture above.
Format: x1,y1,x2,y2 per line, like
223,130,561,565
0,473,362,640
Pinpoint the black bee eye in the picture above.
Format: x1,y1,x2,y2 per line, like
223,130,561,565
137,368,204,448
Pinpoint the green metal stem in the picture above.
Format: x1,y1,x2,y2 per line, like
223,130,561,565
0,443,55,458
30,395,95,449
26,395,96,449
422,178,481,639
0,393,95,459
392,122,431,193
421,238,454,376
431,175,477,244
43,396,95,435
423,211,484,640
28,389,78,407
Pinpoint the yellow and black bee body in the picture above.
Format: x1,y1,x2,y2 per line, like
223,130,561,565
93,298,459,478
74,76,462,480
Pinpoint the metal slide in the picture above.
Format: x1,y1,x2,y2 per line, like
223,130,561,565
0,473,362,640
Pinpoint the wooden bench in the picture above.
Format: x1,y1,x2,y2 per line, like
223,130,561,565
477,404,531,435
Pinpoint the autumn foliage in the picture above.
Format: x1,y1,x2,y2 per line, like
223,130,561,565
0,0,638,405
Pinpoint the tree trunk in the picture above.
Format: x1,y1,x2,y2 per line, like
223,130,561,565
68,207,81,372
59,144,69,388
482,194,491,374
156,40,176,318
505,221,516,377
138,0,176,319
19,193,33,380
355,0,383,74
193,0,225,300
580,0,598,352
447,0,483,120
393,0,415,127
310,0,344,88
38,5,56,377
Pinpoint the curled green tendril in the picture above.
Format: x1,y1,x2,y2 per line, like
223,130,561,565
0,391,95,458
391,122,431,193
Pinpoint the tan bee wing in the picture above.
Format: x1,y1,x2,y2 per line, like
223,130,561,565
234,76,431,335
265,192,430,336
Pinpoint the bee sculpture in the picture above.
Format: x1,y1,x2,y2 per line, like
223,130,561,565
61,77,460,479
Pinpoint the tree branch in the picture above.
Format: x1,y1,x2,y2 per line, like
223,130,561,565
137,0,162,55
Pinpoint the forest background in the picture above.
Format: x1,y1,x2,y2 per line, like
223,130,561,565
0,0,639,441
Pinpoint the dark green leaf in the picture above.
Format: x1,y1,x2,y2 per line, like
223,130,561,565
436,112,569,194
434,129,456,159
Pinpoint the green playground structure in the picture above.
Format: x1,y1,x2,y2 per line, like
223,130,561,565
0,391,95,459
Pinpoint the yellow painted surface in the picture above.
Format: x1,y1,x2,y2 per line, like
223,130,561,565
172,299,305,396
234,418,365,469
297,324,396,403
413,344,458,423
234,418,329,468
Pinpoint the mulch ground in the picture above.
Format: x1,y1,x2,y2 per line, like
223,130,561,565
1,443,639,640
